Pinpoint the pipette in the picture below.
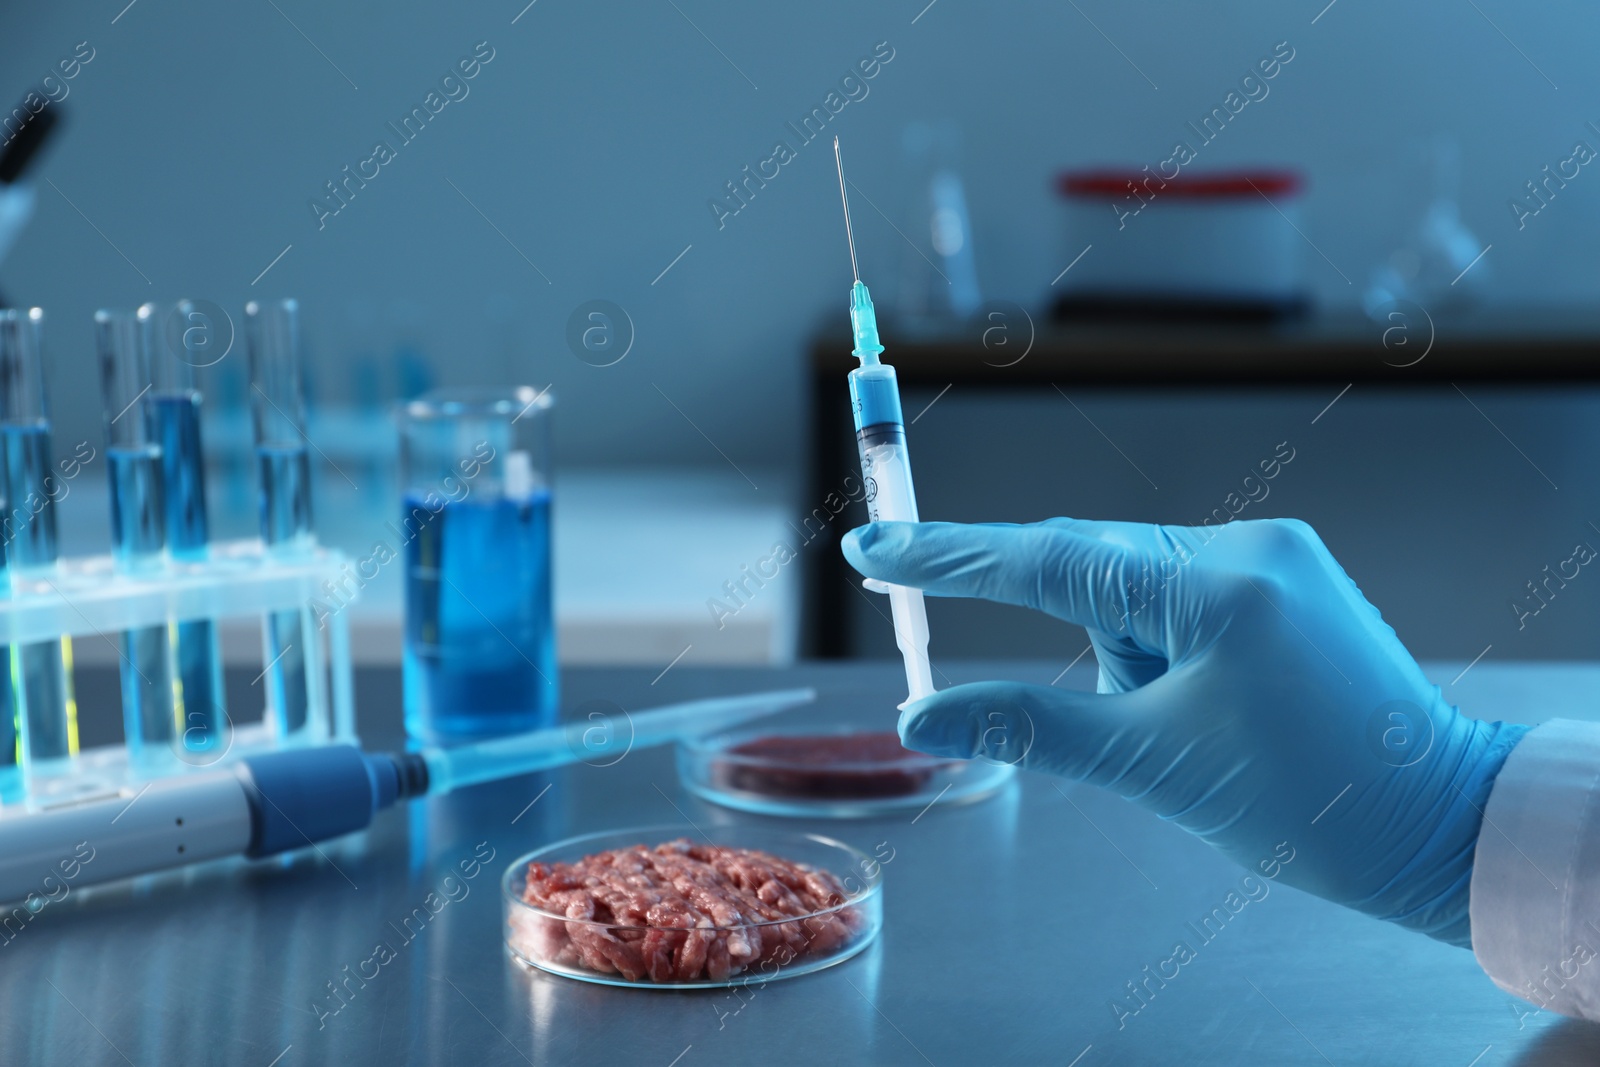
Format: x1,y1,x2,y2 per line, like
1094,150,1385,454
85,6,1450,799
833,137,936,709
0,687,814,904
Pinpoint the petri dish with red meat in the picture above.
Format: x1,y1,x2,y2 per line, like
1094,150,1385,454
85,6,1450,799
502,825,882,988
678,704,1014,818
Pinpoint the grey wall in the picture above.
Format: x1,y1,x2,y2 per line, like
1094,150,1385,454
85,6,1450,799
4,1,1600,469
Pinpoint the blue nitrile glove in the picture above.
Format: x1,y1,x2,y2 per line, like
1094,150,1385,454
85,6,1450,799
842,517,1530,947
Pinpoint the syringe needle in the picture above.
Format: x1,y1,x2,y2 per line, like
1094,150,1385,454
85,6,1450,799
833,136,860,283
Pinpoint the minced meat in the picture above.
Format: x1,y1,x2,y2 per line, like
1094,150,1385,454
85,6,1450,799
513,839,864,983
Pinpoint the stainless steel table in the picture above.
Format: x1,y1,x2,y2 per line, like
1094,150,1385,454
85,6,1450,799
6,660,1600,1066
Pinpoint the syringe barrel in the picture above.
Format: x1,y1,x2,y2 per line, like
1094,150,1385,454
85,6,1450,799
849,363,936,706
856,423,919,524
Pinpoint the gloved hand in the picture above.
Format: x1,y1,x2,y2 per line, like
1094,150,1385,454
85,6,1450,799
843,517,1530,947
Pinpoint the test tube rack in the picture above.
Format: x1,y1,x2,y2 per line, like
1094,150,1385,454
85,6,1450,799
0,539,356,808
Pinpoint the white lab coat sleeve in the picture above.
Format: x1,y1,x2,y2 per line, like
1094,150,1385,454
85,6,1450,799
1470,718,1600,1019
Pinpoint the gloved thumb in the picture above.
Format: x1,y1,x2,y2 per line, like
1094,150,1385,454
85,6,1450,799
898,680,1155,788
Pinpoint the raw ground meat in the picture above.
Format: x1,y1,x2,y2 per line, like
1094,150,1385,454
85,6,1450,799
711,731,942,799
511,839,865,983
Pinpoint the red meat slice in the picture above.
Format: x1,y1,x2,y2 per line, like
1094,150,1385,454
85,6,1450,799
711,732,943,799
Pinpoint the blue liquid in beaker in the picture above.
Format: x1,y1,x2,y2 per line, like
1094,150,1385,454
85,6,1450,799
402,491,556,740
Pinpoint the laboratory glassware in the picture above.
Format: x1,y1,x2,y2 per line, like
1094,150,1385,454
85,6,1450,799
1363,135,1489,318
95,306,177,767
245,298,314,738
503,824,881,988
399,386,555,742
677,699,1014,818
154,300,227,757
0,307,75,776
0,519,10,802
834,138,936,708
896,121,981,328
1056,168,1308,321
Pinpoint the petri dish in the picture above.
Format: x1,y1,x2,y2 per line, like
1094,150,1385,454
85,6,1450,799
678,721,1015,819
502,824,882,989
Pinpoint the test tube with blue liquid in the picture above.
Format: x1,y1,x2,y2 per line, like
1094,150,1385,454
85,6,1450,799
0,322,19,801
0,530,11,802
95,306,177,768
0,308,76,779
400,387,556,742
154,300,227,757
245,298,313,738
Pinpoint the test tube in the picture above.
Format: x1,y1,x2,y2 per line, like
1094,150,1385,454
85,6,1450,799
0,538,11,802
244,298,313,737
0,344,15,802
154,300,226,757
0,308,76,772
96,307,177,767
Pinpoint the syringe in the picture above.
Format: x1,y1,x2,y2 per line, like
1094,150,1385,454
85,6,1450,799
0,687,814,903
833,137,936,709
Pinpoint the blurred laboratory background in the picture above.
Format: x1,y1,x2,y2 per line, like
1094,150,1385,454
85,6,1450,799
2,0,1598,677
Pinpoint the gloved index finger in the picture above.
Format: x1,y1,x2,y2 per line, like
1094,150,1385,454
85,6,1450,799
842,520,1157,641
